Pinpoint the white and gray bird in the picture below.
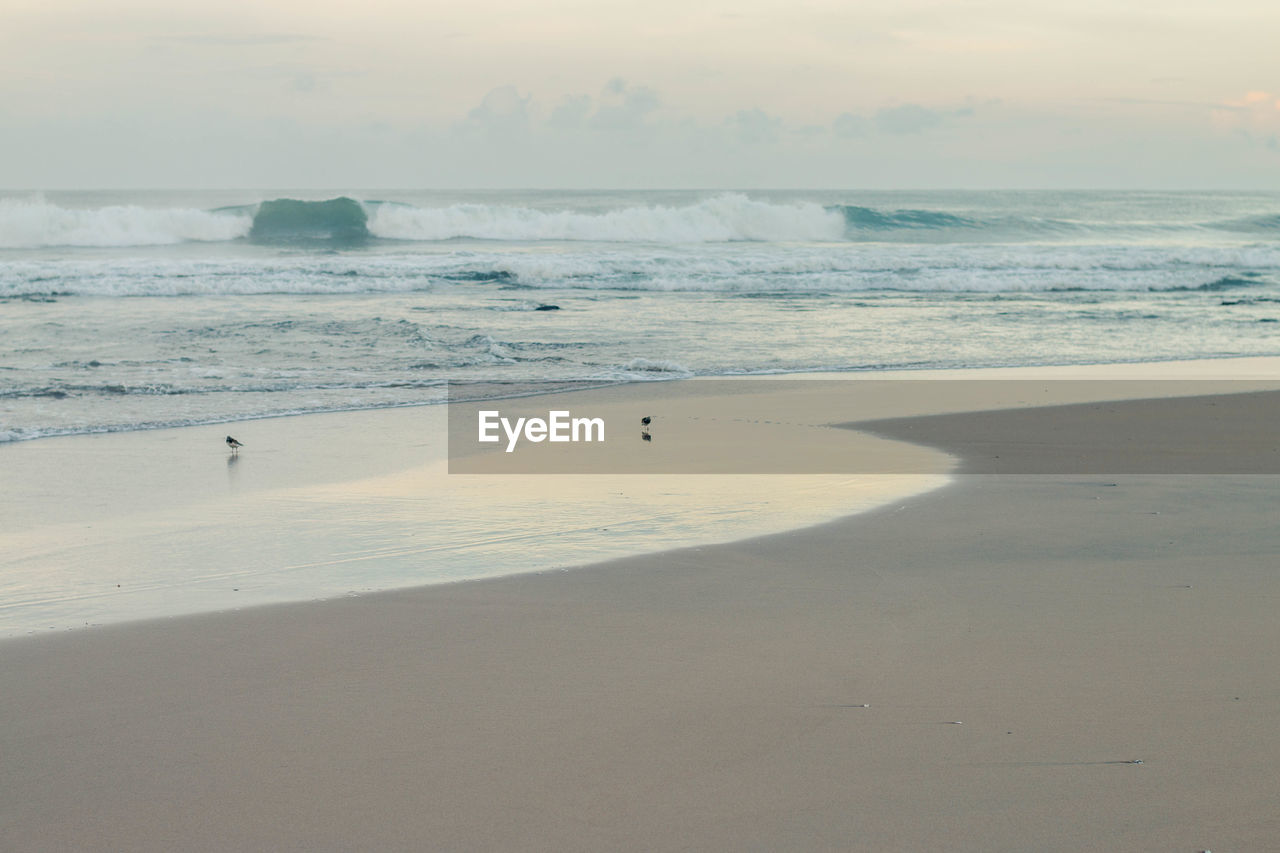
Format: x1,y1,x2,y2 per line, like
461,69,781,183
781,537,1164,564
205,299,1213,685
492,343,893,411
225,435,244,452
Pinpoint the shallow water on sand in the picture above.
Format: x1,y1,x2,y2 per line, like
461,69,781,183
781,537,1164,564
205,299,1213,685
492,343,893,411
0,402,947,638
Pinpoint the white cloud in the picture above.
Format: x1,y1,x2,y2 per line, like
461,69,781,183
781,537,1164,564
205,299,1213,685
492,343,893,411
549,94,593,129
1210,90,1280,151
833,113,869,138
591,79,660,130
462,86,532,138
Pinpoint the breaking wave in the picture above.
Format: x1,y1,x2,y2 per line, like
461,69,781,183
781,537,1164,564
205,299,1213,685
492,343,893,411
0,198,250,248
611,358,695,379
249,197,370,244
5,193,1280,248
1208,213,1280,234
836,205,977,230
367,194,847,243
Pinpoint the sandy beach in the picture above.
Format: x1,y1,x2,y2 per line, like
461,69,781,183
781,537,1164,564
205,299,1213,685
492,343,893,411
10,1,1280,848
3,379,1280,851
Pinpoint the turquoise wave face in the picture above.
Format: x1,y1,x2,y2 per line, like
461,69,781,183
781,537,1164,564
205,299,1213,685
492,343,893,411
833,204,976,230
248,197,370,245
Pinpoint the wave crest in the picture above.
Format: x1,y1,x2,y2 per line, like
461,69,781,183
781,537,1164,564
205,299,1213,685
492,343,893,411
249,197,370,244
0,199,251,248
8,193,1280,248
367,194,847,243
836,205,976,230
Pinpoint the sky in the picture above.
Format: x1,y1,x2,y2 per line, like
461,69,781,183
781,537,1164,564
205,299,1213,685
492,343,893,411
2,0,1279,188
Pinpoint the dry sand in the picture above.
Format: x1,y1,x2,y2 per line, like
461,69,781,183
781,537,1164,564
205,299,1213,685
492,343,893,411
3,385,1280,850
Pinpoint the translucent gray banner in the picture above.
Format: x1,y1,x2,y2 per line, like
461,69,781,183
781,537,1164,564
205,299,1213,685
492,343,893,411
446,379,1280,474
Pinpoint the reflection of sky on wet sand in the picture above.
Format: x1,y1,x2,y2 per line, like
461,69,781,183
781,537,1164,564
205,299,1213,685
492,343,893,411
7,363,1278,638
0,401,946,637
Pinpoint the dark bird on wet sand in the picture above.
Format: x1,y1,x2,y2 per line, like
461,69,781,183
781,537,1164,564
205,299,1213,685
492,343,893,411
641,416,652,427
226,435,244,452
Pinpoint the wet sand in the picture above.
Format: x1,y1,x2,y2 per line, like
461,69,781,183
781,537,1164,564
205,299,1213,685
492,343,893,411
2,387,1279,850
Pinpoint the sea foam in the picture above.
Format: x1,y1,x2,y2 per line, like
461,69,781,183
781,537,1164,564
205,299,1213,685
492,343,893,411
366,194,847,243
5,193,1278,249
0,198,251,248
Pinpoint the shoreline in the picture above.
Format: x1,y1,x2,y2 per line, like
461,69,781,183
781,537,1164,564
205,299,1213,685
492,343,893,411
2,357,1278,638
2,387,1278,849
5,354,1279,448
0,384,951,638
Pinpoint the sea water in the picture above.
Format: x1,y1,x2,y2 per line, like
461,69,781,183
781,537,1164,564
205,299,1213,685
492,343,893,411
2,189,1278,634
2,189,1278,443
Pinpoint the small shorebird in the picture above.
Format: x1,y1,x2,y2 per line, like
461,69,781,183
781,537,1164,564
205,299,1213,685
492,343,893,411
641,416,652,427
225,435,244,453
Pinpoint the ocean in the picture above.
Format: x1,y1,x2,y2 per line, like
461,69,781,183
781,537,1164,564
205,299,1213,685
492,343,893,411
3,188,1278,634
2,189,1279,443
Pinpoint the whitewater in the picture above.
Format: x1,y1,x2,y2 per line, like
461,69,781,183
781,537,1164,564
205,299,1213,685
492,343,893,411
2,189,1278,442
6,189,1280,250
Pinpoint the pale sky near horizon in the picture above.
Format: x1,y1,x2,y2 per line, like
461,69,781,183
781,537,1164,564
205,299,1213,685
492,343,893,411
2,0,1278,188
